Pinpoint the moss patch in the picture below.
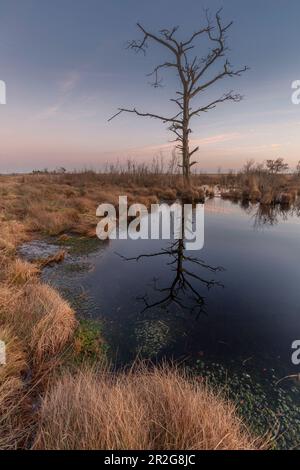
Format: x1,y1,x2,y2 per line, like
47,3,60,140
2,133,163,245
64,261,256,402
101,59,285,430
72,319,108,364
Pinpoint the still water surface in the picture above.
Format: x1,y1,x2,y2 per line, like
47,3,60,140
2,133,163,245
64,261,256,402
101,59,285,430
24,198,300,374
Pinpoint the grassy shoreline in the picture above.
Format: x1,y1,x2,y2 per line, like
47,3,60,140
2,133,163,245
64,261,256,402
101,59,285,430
0,172,280,450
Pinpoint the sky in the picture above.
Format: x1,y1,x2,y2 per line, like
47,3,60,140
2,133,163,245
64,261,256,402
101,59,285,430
0,0,300,173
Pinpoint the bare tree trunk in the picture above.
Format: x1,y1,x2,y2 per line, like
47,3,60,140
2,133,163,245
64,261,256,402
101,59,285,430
182,92,190,186
110,11,248,189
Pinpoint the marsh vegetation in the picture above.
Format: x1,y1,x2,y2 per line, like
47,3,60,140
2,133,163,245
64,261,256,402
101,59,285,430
1,167,300,450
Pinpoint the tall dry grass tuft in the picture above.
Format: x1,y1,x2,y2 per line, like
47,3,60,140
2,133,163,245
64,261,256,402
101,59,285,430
0,260,76,448
5,259,39,285
0,221,28,255
0,280,77,448
0,326,28,449
26,205,80,235
16,284,76,364
33,365,264,450
0,326,27,385
0,282,77,366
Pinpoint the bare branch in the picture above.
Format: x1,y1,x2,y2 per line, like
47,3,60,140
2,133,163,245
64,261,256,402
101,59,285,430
108,107,182,123
191,61,248,97
147,61,177,87
131,23,178,55
189,146,199,157
117,236,224,315
111,11,248,184
190,91,243,118
159,26,180,49
181,26,211,48
188,9,242,91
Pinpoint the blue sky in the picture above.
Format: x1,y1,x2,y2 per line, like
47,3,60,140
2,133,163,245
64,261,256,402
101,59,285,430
0,0,299,172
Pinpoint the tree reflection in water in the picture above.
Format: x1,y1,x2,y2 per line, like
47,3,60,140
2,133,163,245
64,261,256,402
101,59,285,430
116,204,224,317
245,203,292,228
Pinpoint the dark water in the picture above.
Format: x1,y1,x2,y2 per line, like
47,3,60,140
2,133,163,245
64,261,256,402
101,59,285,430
20,199,300,373
19,202,300,448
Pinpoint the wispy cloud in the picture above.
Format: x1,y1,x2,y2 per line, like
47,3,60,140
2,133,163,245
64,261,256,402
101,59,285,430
191,133,242,146
134,133,242,154
59,71,80,94
271,143,281,149
36,104,62,120
35,71,81,121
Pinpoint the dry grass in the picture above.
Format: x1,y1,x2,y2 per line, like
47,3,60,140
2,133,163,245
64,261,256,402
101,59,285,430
0,264,77,447
0,174,189,238
29,285,77,364
0,171,273,450
220,165,300,206
26,205,80,235
0,220,28,255
0,283,77,365
33,365,264,451
0,178,80,448
37,249,66,268
0,326,27,397
5,259,39,285
0,326,28,449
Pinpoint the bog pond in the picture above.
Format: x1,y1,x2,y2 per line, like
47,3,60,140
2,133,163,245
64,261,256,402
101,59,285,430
19,197,300,447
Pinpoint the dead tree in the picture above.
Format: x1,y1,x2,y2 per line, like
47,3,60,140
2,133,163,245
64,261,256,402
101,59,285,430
109,9,248,185
117,238,224,317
